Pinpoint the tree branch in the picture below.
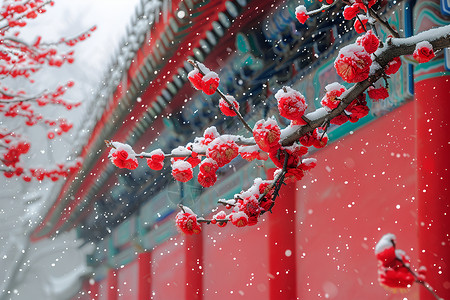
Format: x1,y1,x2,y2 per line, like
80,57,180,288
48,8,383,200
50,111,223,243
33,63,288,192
282,25,450,146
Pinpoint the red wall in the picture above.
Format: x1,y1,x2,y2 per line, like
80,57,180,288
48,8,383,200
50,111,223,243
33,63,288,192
203,216,270,300
151,236,187,299
117,261,138,298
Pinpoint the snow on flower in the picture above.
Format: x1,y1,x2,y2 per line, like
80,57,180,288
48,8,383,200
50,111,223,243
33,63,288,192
334,44,372,83
413,41,435,63
239,145,268,161
375,233,417,292
201,71,220,95
360,30,379,54
146,149,165,170
275,86,308,123
171,160,193,182
197,126,220,147
295,5,309,24
229,211,248,227
213,211,228,227
219,95,239,116
343,4,361,20
175,206,201,235
206,137,239,167
108,142,138,170
253,117,281,152
188,69,204,90
320,82,346,111
188,62,219,95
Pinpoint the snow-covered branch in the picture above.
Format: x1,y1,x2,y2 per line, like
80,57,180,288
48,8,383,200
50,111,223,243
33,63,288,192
282,25,450,146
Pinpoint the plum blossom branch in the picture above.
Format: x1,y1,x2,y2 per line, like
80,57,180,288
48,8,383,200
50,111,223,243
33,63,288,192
281,25,450,146
305,1,338,16
188,59,253,134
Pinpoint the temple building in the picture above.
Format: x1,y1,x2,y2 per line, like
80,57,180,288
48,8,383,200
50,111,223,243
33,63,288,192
29,0,450,299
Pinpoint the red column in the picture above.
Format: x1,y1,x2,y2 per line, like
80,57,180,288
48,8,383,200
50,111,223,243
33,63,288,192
414,1,450,299
185,233,203,300
416,76,450,300
107,269,118,300
89,280,99,300
138,252,152,300
268,169,297,300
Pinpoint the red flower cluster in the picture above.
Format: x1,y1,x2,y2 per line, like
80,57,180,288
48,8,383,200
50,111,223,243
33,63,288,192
3,160,82,181
171,160,193,182
175,208,201,235
368,86,389,100
375,234,418,292
188,64,220,95
320,82,346,111
146,149,165,170
225,178,277,227
198,126,220,146
206,138,239,167
343,4,362,20
108,142,139,170
197,158,218,187
60,26,97,47
299,128,329,149
2,141,30,167
358,30,379,54
212,211,228,227
239,145,269,162
275,87,308,123
335,44,372,83
269,143,308,169
253,118,281,152
331,93,369,125
2,0,53,28
282,158,317,184
343,0,378,21
219,95,239,116
385,57,402,75
413,41,435,63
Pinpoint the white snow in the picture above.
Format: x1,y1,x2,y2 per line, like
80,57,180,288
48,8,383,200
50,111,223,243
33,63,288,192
295,5,308,15
375,233,396,255
172,160,192,171
415,40,433,51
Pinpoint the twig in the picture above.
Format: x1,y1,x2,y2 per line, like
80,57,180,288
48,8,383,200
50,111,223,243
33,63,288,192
306,1,338,16
258,149,289,204
368,7,400,38
399,260,443,300
197,217,229,224
356,14,368,33
188,59,253,134
0,0,54,31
